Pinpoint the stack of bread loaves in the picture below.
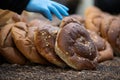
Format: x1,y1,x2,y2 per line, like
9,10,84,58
0,13,99,70
0,6,119,70
85,6,120,57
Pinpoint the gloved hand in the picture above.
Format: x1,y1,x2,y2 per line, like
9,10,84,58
26,0,69,20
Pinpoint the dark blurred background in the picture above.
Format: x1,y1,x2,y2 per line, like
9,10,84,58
53,0,81,14
54,0,120,15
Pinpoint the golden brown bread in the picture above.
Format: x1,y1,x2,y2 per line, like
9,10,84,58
11,22,48,64
0,9,16,27
7,13,26,24
88,30,113,62
100,16,113,40
85,12,103,34
68,15,85,24
85,6,120,56
34,20,66,67
85,6,111,34
55,17,98,70
60,15,84,28
0,24,27,64
85,6,102,17
101,16,120,56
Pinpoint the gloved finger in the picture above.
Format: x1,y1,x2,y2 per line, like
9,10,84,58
52,3,69,16
42,8,52,21
52,2,69,11
48,5,63,20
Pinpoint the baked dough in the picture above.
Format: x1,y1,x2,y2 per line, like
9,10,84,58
11,22,48,64
85,6,102,17
55,17,98,70
85,6,110,34
88,30,113,62
34,20,66,67
101,16,120,56
60,15,84,28
85,12,104,34
0,24,27,64
0,9,16,27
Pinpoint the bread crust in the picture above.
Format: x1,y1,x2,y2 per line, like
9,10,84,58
88,30,113,62
55,20,98,70
34,21,66,67
101,16,120,56
11,22,48,64
0,24,27,64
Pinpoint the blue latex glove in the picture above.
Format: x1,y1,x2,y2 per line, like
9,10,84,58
26,0,69,20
